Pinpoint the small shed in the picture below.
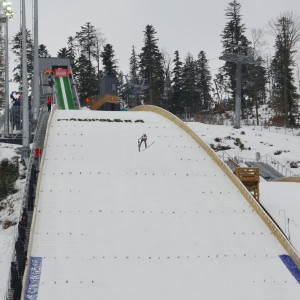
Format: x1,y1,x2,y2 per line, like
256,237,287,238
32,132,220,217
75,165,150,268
99,76,118,97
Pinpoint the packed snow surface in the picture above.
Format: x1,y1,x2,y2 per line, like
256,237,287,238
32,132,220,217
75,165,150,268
187,121,300,254
25,109,299,299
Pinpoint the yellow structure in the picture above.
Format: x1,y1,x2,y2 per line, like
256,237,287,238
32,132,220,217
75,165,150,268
272,176,300,183
90,94,118,110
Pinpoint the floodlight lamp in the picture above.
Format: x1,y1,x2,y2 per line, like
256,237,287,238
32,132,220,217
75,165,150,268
3,1,13,7
5,11,14,18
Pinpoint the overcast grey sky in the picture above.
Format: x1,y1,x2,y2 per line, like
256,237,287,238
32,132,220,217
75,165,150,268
7,0,300,77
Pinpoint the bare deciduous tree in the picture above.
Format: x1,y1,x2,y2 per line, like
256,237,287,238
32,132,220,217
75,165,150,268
93,28,106,80
268,12,300,53
251,27,267,59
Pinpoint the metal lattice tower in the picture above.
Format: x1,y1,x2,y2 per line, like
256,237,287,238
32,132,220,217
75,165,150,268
219,45,260,129
124,75,148,107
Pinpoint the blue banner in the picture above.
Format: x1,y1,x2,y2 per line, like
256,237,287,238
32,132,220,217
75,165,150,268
24,256,43,300
279,254,300,284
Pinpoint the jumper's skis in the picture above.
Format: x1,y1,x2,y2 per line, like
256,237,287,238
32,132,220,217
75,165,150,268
142,141,155,151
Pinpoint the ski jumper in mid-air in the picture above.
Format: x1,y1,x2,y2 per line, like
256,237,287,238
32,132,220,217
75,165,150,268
138,134,147,152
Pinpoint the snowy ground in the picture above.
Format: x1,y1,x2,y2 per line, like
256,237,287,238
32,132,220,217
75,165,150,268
188,122,300,175
0,144,25,299
187,121,300,255
1,112,300,299
24,109,300,299
260,182,300,253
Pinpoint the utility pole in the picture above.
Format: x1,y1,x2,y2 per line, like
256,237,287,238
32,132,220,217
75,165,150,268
219,45,259,128
21,0,29,157
32,0,39,121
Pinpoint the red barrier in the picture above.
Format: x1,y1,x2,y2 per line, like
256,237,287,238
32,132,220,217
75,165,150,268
54,68,68,77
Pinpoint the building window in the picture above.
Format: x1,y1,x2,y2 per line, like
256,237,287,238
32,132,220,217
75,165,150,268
112,83,117,91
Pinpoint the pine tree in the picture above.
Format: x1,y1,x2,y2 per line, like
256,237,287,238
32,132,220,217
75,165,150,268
245,63,266,125
163,61,172,110
126,46,140,107
269,12,300,126
161,49,171,109
76,22,97,64
75,23,100,102
101,44,118,77
247,28,268,125
56,23,105,103
39,44,51,58
76,25,105,81
171,50,183,114
219,0,250,111
139,25,164,106
11,29,34,90
181,53,197,113
66,36,78,76
57,38,78,74
76,54,98,105
129,45,139,83
195,51,213,111
57,47,68,58
270,57,284,116
57,36,79,78
117,71,127,104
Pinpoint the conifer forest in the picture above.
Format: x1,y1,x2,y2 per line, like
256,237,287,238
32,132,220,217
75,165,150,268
1,0,300,127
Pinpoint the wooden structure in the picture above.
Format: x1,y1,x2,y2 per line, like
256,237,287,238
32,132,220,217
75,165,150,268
89,75,119,111
90,94,118,110
272,176,300,183
234,167,260,201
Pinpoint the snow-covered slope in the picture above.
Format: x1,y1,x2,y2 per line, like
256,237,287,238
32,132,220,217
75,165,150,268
187,122,300,176
187,121,300,255
0,144,25,299
23,109,299,299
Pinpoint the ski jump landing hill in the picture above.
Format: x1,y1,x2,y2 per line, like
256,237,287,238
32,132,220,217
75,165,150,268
22,105,300,299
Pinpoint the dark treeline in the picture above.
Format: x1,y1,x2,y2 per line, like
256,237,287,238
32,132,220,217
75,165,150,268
6,0,300,126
